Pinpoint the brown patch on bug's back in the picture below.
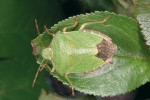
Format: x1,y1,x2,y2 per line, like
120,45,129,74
79,29,117,74
82,40,117,74
96,39,117,63
81,29,117,62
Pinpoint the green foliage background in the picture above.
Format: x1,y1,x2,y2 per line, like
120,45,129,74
0,0,150,100
0,0,64,99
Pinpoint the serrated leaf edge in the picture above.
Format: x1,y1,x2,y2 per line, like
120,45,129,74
137,13,150,49
49,11,137,33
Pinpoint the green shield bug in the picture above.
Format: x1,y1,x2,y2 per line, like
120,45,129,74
32,16,117,96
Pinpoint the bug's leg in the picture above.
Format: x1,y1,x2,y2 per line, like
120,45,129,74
32,63,46,87
79,16,110,31
63,16,78,32
32,20,54,87
32,62,55,87
65,73,75,96
44,25,55,36
46,64,55,72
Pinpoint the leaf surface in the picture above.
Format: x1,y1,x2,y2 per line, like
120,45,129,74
33,11,150,96
135,0,150,49
0,0,64,100
137,13,150,49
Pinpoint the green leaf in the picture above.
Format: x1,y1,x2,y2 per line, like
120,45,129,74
134,0,150,49
137,13,150,49
112,0,135,16
33,11,150,97
0,0,64,100
134,0,150,16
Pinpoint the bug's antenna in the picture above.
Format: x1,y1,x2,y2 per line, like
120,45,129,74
34,19,47,48
35,19,41,35
44,25,54,36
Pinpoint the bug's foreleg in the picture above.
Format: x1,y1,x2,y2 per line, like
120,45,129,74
32,64,46,87
79,16,110,31
65,73,75,96
63,16,78,32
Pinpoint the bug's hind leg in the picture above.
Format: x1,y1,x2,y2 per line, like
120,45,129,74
79,16,110,31
63,16,78,32
65,73,75,96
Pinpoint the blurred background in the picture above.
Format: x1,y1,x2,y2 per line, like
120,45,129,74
0,0,149,100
